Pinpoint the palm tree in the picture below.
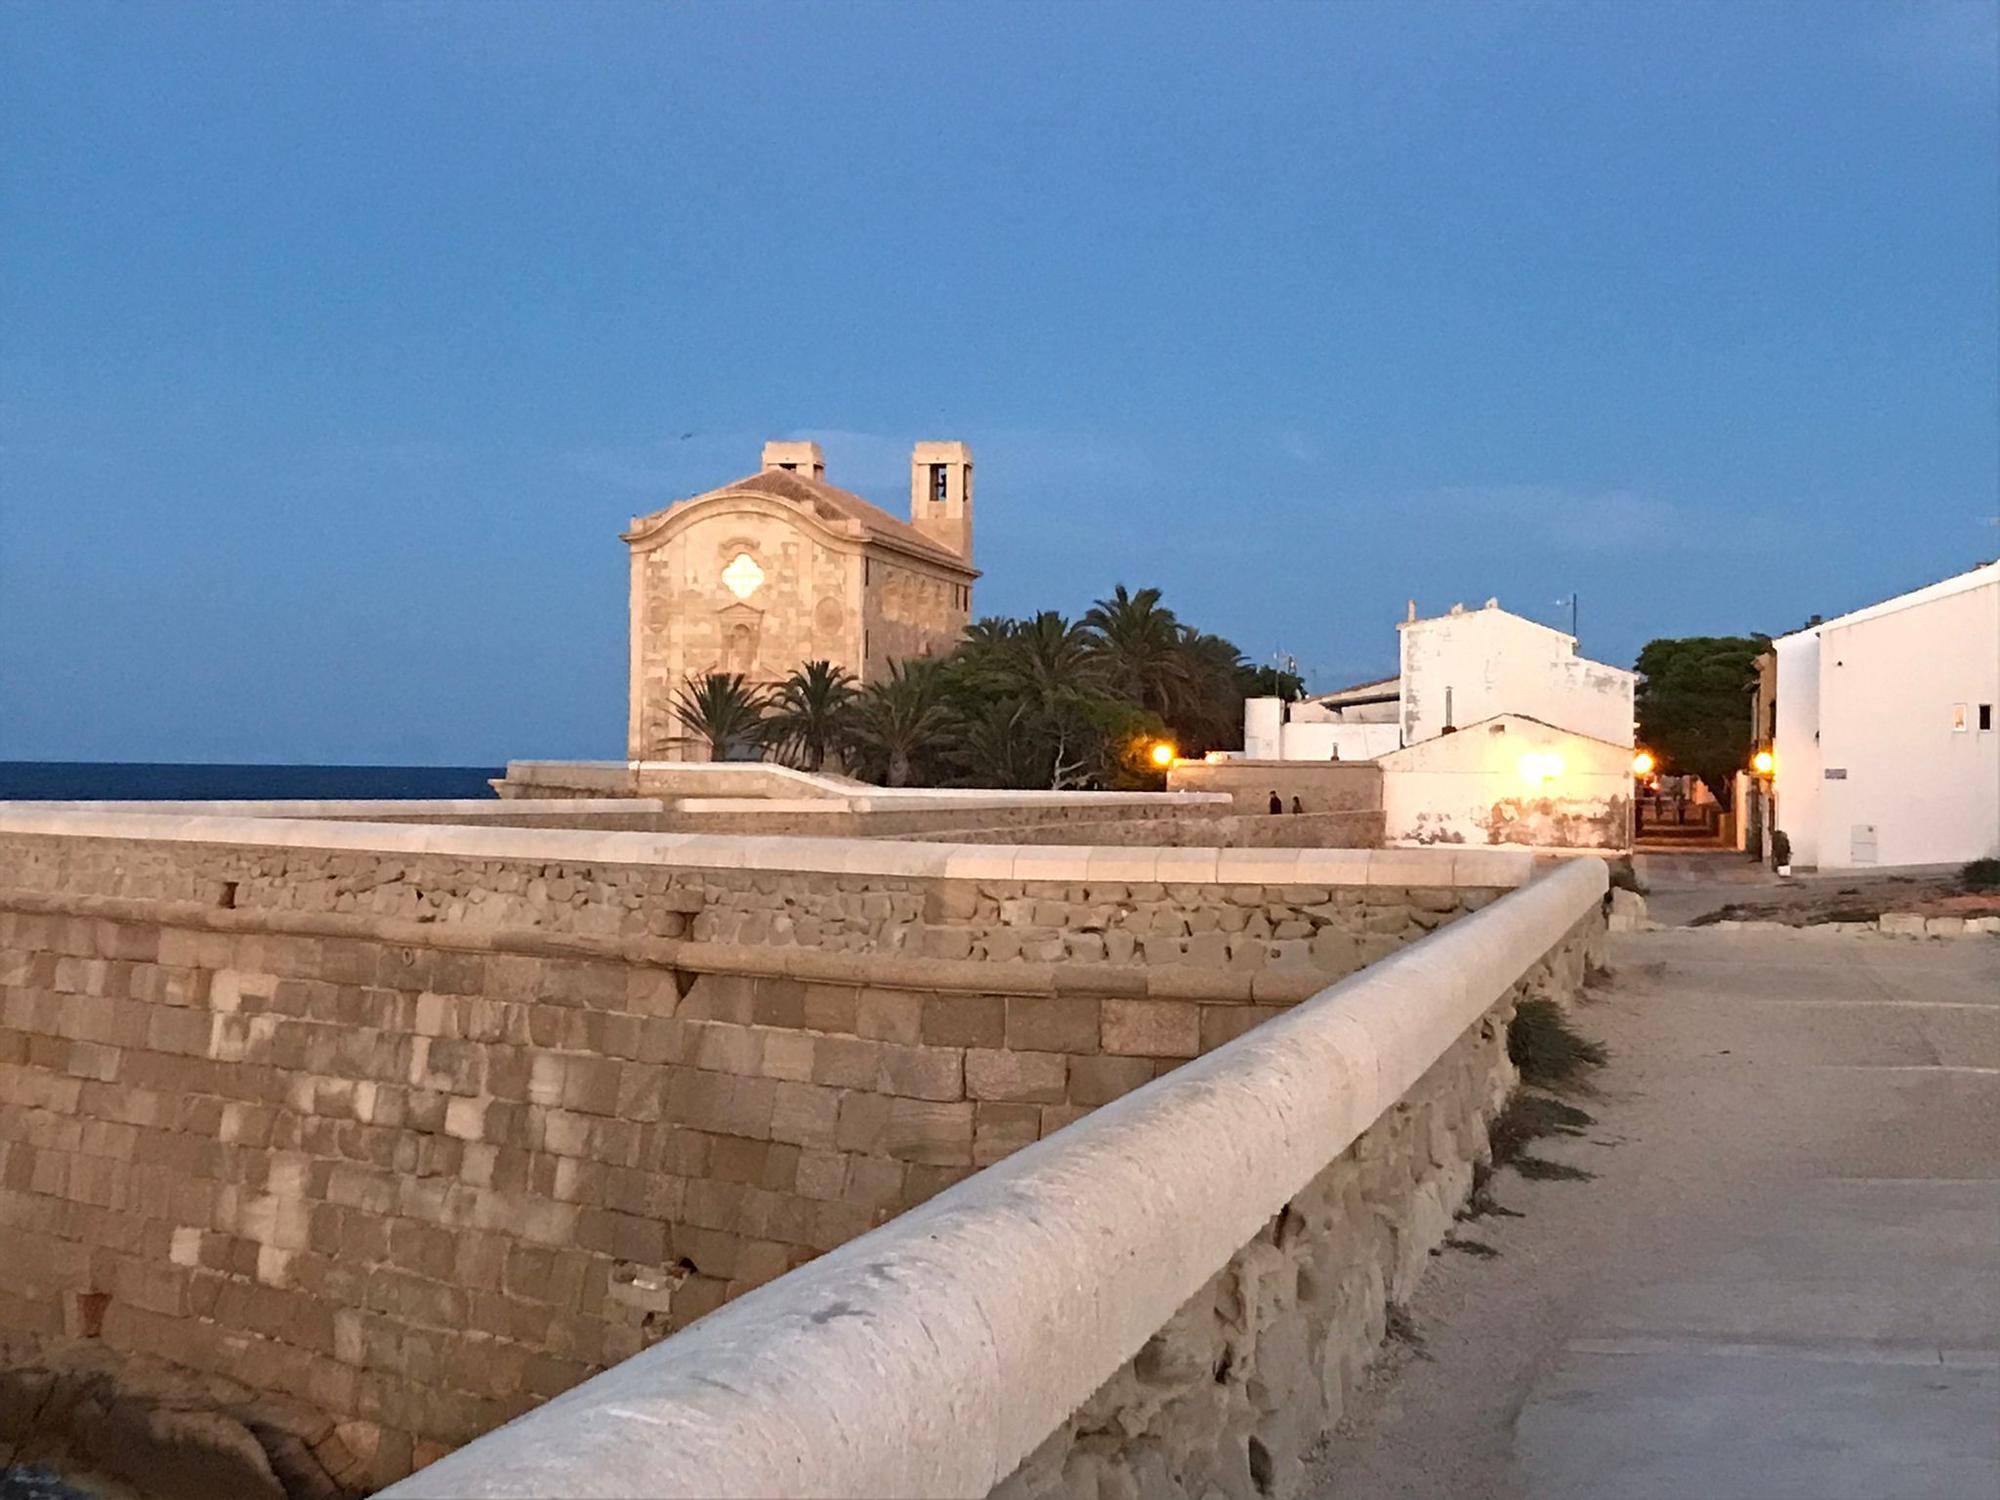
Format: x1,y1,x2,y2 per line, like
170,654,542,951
1166,627,1251,752
852,658,956,788
768,660,857,772
951,697,1047,789
1083,584,1186,714
669,671,771,761
997,611,1104,715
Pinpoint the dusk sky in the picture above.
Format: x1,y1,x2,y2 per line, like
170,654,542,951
3,2,1995,765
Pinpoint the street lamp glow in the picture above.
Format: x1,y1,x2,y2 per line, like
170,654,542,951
1631,750,1655,777
1520,751,1565,785
1149,740,1177,768
1752,749,1776,777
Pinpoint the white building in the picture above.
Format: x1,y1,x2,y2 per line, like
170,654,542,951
1378,714,1633,850
1772,561,2000,870
1243,599,1636,761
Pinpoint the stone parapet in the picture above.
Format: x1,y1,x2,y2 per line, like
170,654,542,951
0,815,1550,1490
382,858,1608,1499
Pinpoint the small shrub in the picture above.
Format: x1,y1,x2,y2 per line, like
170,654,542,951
1771,829,1792,867
1508,999,1608,1089
1964,858,2000,892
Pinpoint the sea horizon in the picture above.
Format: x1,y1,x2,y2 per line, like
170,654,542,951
0,760,507,801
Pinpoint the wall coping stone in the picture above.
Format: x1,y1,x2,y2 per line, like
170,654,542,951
670,793,1228,814
381,857,1608,1500
0,811,1536,887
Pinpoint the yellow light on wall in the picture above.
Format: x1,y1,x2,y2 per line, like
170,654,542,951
1149,740,1177,768
1752,749,1775,777
1631,750,1655,777
1519,750,1565,785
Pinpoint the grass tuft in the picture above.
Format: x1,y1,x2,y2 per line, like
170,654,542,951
1445,1236,1501,1258
1508,999,1608,1088
1964,857,2000,892
1512,1155,1595,1182
1384,1301,1432,1359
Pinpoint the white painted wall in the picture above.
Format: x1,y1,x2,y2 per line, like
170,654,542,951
1771,629,1823,866
1379,715,1632,849
1399,605,1634,748
1278,720,1402,762
1814,570,1999,868
1244,698,1284,760
1290,698,1399,725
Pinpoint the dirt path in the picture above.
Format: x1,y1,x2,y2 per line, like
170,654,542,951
1301,927,2000,1500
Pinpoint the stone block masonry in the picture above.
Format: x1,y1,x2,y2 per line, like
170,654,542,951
386,858,1608,1500
0,814,1534,1491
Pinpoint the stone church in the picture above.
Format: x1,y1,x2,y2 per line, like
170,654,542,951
623,439,979,757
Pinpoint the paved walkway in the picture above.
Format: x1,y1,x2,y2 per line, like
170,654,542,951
1304,926,2000,1500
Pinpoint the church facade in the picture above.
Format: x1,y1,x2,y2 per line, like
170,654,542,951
623,439,979,758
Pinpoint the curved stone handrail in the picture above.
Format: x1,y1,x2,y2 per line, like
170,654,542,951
380,857,1607,1499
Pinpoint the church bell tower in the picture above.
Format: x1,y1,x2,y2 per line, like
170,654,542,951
910,441,973,561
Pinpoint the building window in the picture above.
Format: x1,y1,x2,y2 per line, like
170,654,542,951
779,462,796,472
1981,704,1994,731
932,464,948,503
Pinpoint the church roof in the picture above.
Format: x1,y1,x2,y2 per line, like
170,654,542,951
628,467,978,576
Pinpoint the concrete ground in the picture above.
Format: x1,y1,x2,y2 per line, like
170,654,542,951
1303,925,2000,1500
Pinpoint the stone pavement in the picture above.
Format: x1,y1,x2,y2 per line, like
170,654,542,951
1303,926,2000,1500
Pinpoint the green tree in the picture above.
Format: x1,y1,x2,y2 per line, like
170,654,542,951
1168,628,1253,754
1083,584,1186,715
1239,663,1306,702
767,659,857,772
1633,635,1768,805
669,671,771,761
851,658,957,788
950,698,1048,789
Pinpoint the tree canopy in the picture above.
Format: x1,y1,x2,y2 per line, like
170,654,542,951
672,582,1263,790
1633,635,1768,803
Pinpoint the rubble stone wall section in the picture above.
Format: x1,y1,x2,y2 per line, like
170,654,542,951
0,832,1487,973
994,916,1597,1500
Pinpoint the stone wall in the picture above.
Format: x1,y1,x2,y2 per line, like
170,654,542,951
994,917,1595,1499
884,810,1385,849
1166,760,1384,816
0,831,1493,974
383,860,1609,1500
0,819,1527,1491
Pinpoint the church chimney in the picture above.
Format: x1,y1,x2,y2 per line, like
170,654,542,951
761,440,824,480
910,441,973,560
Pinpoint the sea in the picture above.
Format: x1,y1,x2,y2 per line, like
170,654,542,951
0,762,505,802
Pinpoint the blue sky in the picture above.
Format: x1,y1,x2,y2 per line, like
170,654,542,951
3,2,1995,764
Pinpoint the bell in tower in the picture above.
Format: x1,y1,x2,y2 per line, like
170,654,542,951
909,441,973,561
